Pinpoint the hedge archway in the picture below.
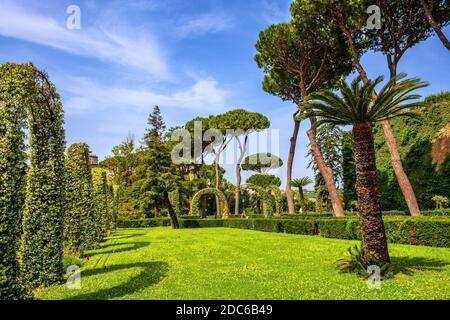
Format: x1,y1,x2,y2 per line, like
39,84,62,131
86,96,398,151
241,184,275,217
266,185,283,216
1,63,66,295
190,188,227,217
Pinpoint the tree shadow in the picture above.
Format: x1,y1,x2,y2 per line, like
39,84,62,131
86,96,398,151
86,241,151,257
67,261,169,300
391,256,450,276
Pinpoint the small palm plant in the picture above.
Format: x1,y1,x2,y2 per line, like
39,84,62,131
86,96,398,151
291,177,313,213
308,73,428,265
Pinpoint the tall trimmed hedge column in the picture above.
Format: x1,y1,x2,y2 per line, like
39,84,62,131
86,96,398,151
64,143,95,255
0,63,34,299
92,168,109,242
20,69,66,288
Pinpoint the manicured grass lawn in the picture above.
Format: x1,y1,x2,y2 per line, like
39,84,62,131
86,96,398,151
36,227,450,300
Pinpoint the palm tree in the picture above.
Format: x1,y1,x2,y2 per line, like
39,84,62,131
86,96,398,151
291,177,313,213
308,73,427,264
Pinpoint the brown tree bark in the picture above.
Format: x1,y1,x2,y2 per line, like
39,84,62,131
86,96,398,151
353,122,390,264
234,137,246,215
419,0,450,50
298,186,307,213
380,120,421,216
307,117,345,217
163,192,179,229
286,115,301,215
341,22,421,216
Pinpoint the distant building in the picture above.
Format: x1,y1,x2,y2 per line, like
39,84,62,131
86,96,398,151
89,154,99,168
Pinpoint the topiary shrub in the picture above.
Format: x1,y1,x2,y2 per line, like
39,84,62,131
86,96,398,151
241,184,276,217
20,68,66,288
190,188,227,217
0,63,36,298
64,143,96,255
92,168,110,242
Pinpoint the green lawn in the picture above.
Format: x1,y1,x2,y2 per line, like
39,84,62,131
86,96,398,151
36,227,450,300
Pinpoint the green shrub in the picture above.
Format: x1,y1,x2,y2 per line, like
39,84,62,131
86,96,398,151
20,68,66,288
0,63,36,299
117,218,171,228
421,209,450,216
318,219,350,239
64,143,96,255
117,216,450,247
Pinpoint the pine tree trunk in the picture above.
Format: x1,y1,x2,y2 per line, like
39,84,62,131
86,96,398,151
286,116,301,214
235,163,241,215
380,119,421,216
164,192,179,229
419,0,450,50
307,118,345,217
353,122,390,264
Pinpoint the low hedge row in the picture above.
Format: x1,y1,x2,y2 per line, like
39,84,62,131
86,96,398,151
118,216,450,247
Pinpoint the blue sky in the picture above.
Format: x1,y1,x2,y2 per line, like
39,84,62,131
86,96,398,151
0,0,449,188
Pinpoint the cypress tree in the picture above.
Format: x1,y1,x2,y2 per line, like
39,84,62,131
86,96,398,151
64,143,95,255
20,69,66,288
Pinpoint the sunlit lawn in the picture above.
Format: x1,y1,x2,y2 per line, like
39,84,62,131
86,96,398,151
35,227,450,300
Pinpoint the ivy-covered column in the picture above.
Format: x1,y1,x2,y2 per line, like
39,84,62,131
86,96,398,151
20,69,66,288
92,167,109,242
0,63,33,299
64,143,95,255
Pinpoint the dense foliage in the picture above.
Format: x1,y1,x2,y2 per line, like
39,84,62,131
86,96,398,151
374,92,450,210
20,69,66,288
92,168,110,242
0,63,34,299
64,143,95,255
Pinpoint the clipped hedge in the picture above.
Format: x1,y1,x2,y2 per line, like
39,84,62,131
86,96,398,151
117,216,450,247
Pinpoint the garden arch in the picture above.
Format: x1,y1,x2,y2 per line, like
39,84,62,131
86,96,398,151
265,185,283,216
190,188,227,217
0,63,66,293
241,184,276,217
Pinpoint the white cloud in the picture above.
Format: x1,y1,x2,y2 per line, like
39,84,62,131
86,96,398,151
62,76,229,114
0,1,170,79
176,12,233,38
262,0,292,24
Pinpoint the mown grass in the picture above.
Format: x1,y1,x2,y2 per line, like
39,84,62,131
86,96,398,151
35,227,450,300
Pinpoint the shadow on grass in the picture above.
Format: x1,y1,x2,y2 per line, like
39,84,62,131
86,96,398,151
391,256,450,276
67,261,169,300
86,241,151,257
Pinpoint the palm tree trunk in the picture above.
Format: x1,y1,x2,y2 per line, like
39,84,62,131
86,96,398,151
419,0,450,50
286,115,301,214
341,23,421,216
234,137,246,215
163,192,179,229
353,122,390,264
298,186,306,213
307,117,345,217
